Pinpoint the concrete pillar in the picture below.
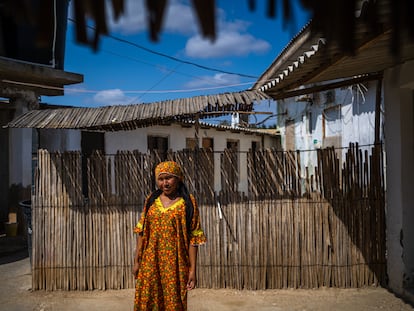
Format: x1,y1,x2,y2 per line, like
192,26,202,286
238,152,247,194
399,63,414,292
238,139,250,195
8,96,35,188
214,152,221,193
384,61,414,295
400,88,414,290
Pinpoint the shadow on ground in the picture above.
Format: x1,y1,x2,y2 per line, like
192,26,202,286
0,234,29,265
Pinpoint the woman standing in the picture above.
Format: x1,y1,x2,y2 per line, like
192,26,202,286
132,161,207,310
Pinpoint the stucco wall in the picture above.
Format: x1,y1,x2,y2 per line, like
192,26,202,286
105,124,277,193
277,81,380,174
9,128,32,187
8,99,32,188
384,60,414,295
36,123,278,194
104,124,270,154
38,129,81,151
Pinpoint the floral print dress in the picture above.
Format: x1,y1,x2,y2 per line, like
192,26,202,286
134,195,206,311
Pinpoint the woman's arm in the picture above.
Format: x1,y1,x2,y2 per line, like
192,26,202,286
132,234,143,278
187,244,198,290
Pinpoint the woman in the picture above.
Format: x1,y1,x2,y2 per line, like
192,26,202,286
132,160,207,311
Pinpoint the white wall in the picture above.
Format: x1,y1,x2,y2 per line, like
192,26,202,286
9,98,32,187
39,123,278,194
9,128,32,187
105,124,272,153
106,124,277,193
384,60,414,295
38,129,81,151
277,81,380,173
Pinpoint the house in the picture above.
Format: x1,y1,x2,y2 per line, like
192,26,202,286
7,90,277,195
253,2,414,301
0,2,83,233
268,77,381,173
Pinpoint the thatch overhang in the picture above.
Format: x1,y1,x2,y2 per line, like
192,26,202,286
252,0,414,100
5,90,270,131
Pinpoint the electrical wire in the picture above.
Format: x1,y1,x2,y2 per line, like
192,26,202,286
1,79,257,94
137,63,182,102
98,49,243,101
68,18,259,79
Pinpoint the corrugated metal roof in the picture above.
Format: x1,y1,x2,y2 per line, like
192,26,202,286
5,90,270,131
253,0,414,98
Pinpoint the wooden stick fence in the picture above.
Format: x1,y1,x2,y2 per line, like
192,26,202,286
31,143,386,290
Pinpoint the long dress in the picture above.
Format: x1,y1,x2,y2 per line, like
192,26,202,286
134,195,206,311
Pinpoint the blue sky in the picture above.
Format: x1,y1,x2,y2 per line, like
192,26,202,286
43,0,310,124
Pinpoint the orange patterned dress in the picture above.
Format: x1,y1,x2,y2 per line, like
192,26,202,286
134,195,206,311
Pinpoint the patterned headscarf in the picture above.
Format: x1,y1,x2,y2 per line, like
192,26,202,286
155,161,184,181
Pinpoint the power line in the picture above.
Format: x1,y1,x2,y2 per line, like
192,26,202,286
100,49,243,100
68,18,259,79
1,79,257,94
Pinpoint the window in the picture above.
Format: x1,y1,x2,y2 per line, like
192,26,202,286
147,135,168,159
226,140,239,151
202,137,214,150
186,138,198,150
81,131,105,197
251,141,260,152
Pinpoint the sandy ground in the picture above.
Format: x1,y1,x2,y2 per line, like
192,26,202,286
1,253,413,311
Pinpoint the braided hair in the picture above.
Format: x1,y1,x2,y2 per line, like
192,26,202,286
143,182,194,236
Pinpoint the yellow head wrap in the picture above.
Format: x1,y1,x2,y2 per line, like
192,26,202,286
155,161,184,181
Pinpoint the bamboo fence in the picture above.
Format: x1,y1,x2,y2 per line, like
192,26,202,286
31,143,385,290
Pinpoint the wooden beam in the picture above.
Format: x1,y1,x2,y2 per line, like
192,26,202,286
0,57,83,97
201,111,273,115
266,72,383,100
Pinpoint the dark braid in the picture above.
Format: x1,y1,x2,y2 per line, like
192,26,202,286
143,183,194,235
144,189,162,211
178,183,194,236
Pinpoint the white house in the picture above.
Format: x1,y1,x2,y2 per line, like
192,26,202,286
273,79,381,173
35,121,279,195
7,90,275,196
253,5,414,301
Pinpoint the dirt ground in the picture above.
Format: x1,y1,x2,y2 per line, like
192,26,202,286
1,253,413,311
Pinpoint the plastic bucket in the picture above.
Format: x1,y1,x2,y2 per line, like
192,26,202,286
5,222,18,237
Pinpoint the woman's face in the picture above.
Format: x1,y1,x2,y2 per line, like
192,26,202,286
157,173,180,197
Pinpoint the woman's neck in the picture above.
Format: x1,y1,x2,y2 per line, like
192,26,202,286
163,192,179,200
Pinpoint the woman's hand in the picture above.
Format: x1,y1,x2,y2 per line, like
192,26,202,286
132,261,140,279
187,270,197,290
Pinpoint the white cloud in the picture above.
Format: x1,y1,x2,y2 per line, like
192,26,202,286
164,1,198,35
108,0,197,35
185,31,270,58
184,8,271,58
106,0,271,58
93,89,138,106
108,0,147,34
184,73,241,89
